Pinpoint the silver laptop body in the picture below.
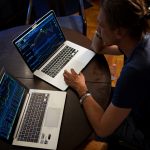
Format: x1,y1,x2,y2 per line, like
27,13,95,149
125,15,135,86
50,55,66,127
0,68,66,150
13,10,95,91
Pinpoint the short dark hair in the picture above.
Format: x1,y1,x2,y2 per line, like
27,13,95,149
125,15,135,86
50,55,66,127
100,0,150,38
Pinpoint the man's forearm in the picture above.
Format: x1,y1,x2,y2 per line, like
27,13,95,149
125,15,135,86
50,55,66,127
82,95,105,135
90,31,122,55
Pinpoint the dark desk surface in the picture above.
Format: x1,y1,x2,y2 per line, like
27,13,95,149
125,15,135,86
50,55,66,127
0,26,111,150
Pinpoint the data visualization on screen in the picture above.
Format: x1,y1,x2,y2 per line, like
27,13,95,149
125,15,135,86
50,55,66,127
15,14,65,71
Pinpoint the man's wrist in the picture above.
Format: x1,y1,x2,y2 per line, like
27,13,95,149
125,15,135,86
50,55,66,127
77,88,88,98
79,91,91,105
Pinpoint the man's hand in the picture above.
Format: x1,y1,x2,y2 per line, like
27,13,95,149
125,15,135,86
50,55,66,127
90,30,104,54
63,69,88,97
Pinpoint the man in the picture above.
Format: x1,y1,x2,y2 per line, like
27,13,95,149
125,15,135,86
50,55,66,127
63,0,150,149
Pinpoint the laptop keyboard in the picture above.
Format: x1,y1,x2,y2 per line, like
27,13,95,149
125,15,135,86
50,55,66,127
41,45,78,78
17,92,49,143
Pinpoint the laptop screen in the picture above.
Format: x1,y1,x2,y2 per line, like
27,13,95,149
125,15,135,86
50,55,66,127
0,70,25,140
14,11,65,71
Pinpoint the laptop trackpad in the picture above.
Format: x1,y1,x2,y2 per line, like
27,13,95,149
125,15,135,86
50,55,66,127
44,107,61,127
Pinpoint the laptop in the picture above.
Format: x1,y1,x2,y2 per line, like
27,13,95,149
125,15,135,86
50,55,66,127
0,68,66,150
13,10,95,91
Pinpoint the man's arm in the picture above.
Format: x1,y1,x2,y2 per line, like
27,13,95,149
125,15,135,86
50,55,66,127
82,96,131,137
90,30,123,55
63,69,131,138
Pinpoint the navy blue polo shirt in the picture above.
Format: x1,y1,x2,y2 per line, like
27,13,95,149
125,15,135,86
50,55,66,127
112,34,150,136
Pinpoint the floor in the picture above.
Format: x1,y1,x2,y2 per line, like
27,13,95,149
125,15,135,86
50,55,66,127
85,0,124,87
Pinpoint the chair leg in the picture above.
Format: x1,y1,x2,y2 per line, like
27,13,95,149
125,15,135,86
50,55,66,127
26,0,33,25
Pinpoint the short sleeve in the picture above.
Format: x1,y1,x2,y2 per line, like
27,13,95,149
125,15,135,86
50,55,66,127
112,66,141,108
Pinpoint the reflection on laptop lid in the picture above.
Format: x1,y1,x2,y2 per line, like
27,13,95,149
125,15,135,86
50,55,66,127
0,68,26,141
0,68,66,149
13,10,95,91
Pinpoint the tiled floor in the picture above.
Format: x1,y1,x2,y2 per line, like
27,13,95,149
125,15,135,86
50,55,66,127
85,0,124,87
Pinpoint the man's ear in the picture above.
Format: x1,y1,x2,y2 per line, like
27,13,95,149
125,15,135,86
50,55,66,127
114,27,127,39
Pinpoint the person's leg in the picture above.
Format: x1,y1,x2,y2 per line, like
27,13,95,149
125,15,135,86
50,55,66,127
114,116,145,149
95,116,148,150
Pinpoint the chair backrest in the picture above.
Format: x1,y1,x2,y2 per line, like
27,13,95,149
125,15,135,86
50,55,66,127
56,0,87,35
0,0,28,31
26,0,88,35
79,0,87,35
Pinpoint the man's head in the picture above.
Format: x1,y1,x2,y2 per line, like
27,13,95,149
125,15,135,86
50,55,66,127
98,0,149,46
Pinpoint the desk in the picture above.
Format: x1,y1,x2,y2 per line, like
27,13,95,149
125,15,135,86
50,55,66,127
0,26,111,150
